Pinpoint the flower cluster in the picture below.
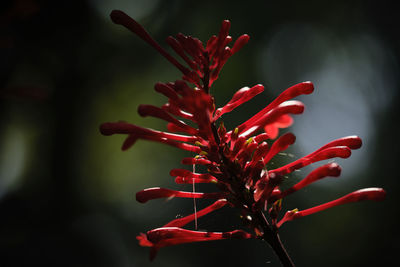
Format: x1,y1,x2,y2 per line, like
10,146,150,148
100,10,386,264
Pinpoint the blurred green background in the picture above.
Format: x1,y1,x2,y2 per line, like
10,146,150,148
1,0,399,266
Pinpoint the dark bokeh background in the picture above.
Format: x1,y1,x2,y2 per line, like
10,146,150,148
1,0,399,266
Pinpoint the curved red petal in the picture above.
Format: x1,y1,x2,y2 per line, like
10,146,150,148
164,199,227,227
136,187,224,203
279,163,342,198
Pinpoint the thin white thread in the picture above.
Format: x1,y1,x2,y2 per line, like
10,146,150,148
192,163,198,230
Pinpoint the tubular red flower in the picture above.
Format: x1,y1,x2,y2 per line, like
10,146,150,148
238,82,313,132
270,144,353,176
238,100,305,137
277,188,386,227
254,132,270,143
254,173,283,203
166,36,199,70
231,34,250,55
121,134,138,150
307,135,362,157
138,227,252,260
175,176,218,184
213,84,264,120
136,187,225,203
278,163,342,199
170,168,218,184
154,82,181,102
164,199,228,227
210,47,232,84
99,122,200,152
248,142,270,167
211,20,231,61
181,157,213,166
100,122,194,141
162,103,195,121
264,114,294,139
138,104,198,135
262,132,296,164
110,10,193,79
236,140,258,164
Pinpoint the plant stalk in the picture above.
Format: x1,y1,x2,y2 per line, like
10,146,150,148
256,211,295,267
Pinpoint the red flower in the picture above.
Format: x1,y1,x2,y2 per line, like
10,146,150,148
276,188,386,228
135,199,252,260
100,10,386,265
137,227,252,261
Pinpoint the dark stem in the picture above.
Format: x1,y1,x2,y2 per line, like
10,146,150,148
201,52,210,94
256,211,295,267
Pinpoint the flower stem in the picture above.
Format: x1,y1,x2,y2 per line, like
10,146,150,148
256,211,295,267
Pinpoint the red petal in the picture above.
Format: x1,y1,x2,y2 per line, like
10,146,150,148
264,124,279,139
299,187,386,216
169,169,217,183
254,133,270,143
121,134,138,151
138,104,198,135
137,233,153,247
236,141,258,164
210,47,232,85
239,82,313,131
147,227,252,248
279,163,342,198
264,115,294,139
277,188,386,228
308,136,362,158
100,122,198,143
213,84,264,120
254,173,283,203
162,104,194,121
136,187,224,203
211,20,231,59
164,199,227,227
181,157,213,165
141,227,253,260
175,177,218,184
274,114,294,127
238,100,304,137
154,82,180,102
110,10,191,77
250,142,270,164
206,35,217,53
166,36,199,70
175,33,203,64
231,34,250,55
270,146,351,175
263,133,296,164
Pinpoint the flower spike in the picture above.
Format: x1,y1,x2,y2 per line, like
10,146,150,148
101,12,385,266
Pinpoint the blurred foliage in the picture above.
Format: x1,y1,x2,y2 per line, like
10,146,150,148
1,0,399,266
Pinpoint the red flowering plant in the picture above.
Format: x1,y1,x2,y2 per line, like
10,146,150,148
100,10,386,267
